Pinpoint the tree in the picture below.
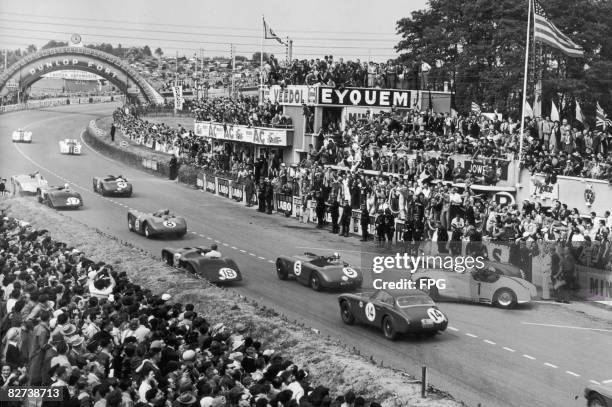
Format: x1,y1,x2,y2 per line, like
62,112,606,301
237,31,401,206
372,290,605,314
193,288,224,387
395,0,612,118
26,44,37,54
155,47,163,58
251,52,270,67
42,40,68,50
142,45,152,57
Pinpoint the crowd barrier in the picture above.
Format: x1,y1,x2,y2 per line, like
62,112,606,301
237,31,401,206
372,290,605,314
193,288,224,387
575,265,612,301
85,120,169,178
0,95,122,114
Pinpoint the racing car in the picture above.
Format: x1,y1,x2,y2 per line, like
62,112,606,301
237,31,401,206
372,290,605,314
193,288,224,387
36,184,83,209
127,209,187,238
275,252,363,291
10,172,48,195
161,246,242,283
59,139,82,155
93,175,133,197
338,289,448,340
585,383,612,406
411,263,537,309
12,128,32,143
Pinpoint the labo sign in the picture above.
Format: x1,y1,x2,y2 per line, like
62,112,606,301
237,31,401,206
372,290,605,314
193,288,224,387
318,87,413,108
28,58,119,79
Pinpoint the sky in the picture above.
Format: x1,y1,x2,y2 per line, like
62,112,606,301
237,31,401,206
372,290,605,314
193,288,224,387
0,0,428,62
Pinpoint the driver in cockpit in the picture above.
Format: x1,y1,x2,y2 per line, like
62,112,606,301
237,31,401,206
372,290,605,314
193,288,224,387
153,209,171,218
327,252,341,263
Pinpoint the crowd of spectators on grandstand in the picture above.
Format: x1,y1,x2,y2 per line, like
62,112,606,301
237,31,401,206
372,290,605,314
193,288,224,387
0,214,384,407
188,96,292,128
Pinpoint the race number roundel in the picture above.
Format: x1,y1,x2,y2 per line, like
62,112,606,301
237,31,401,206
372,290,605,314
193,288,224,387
134,219,140,230
427,308,446,324
293,261,302,276
365,302,376,322
66,197,80,205
219,268,238,280
116,181,127,189
343,267,358,278
163,220,176,228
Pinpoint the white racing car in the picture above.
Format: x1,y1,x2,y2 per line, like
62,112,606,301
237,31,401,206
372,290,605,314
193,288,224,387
10,172,48,195
59,139,82,155
12,128,32,143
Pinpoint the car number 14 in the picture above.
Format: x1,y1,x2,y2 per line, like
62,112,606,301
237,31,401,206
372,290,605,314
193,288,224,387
427,308,445,323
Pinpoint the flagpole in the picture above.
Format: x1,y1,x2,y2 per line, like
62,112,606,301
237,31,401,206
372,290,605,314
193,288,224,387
260,16,264,104
519,0,532,165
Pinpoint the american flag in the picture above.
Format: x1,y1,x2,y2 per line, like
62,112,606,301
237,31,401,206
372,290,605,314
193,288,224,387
534,0,584,58
471,102,481,115
596,102,612,130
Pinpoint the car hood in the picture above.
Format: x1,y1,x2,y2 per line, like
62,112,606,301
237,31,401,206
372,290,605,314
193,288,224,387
317,265,362,279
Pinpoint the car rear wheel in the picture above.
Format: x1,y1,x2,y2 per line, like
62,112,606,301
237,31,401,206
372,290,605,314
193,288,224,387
587,394,607,407
127,216,134,231
309,272,322,291
144,223,152,239
382,316,397,340
276,259,288,280
92,182,97,193
494,289,517,309
163,252,173,266
340,301,355,325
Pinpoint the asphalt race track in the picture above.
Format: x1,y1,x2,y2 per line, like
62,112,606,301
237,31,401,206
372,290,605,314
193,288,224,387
2,103,611,407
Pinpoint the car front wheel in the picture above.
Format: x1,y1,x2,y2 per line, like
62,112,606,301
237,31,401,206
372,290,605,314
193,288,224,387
144,223,152,238
127,216,134,231
309,272,322,291
340,301,355,325
382,316,397,340
276,259,288,280
494,288,517,309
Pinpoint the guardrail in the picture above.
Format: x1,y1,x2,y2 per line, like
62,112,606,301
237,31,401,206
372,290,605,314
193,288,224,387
0,95,122,114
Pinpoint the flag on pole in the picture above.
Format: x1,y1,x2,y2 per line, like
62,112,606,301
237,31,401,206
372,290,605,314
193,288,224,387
263,18,285,45
534,0,584,58
471,102,481,115
550,100,560,122
596,102,612,130
524,101,534,118
575,101,584,123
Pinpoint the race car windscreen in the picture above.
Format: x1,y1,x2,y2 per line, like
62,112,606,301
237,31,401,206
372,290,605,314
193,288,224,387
396,296,436,307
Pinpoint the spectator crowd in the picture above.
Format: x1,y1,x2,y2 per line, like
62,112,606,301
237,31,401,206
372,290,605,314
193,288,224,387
0,214,385,407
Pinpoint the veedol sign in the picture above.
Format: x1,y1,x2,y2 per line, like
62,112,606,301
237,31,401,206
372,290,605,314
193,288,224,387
267,85,317,106
318,87,413,108
27,58,120,79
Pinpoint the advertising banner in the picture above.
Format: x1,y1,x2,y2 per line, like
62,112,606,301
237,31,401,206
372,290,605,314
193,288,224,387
464,159,510,181
217,178,230,197
529,174,559,203
267,85,317,106
231,182,244,202
205,177,216,193
275,193,293,213
193,121,289,146
318,87,413,108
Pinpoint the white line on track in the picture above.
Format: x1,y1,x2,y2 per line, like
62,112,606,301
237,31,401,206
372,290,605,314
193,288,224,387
566,371,581,377
447,326,459,332
231,246,237,250
523,354,536,360
521,322,612,332
268,260,274,263
603,379,612,384
249,253,256,257
206,237,212,240
502,347,516,352
483,340,496,345
465,333,478,338
222,243,229,247
590,380,601,385
544,363,558,369
258,256,265,260
239,250,246,253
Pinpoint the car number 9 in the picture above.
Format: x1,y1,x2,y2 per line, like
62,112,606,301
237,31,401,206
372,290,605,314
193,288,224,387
219,268,237,280
66,197,80,205
163,220,176,228
293,261,302,276
116,180,127,189
427,308,446,324
343,267,358,278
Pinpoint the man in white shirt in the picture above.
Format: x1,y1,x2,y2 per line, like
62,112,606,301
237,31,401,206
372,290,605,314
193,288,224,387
204,244,222,258
420,59,431,90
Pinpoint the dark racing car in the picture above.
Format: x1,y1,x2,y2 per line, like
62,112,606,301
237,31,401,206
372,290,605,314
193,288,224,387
275,252,362,291
127,209,187,238
338,289,448,340
36,184,83,210
93,175,133,197
161,245,242,283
